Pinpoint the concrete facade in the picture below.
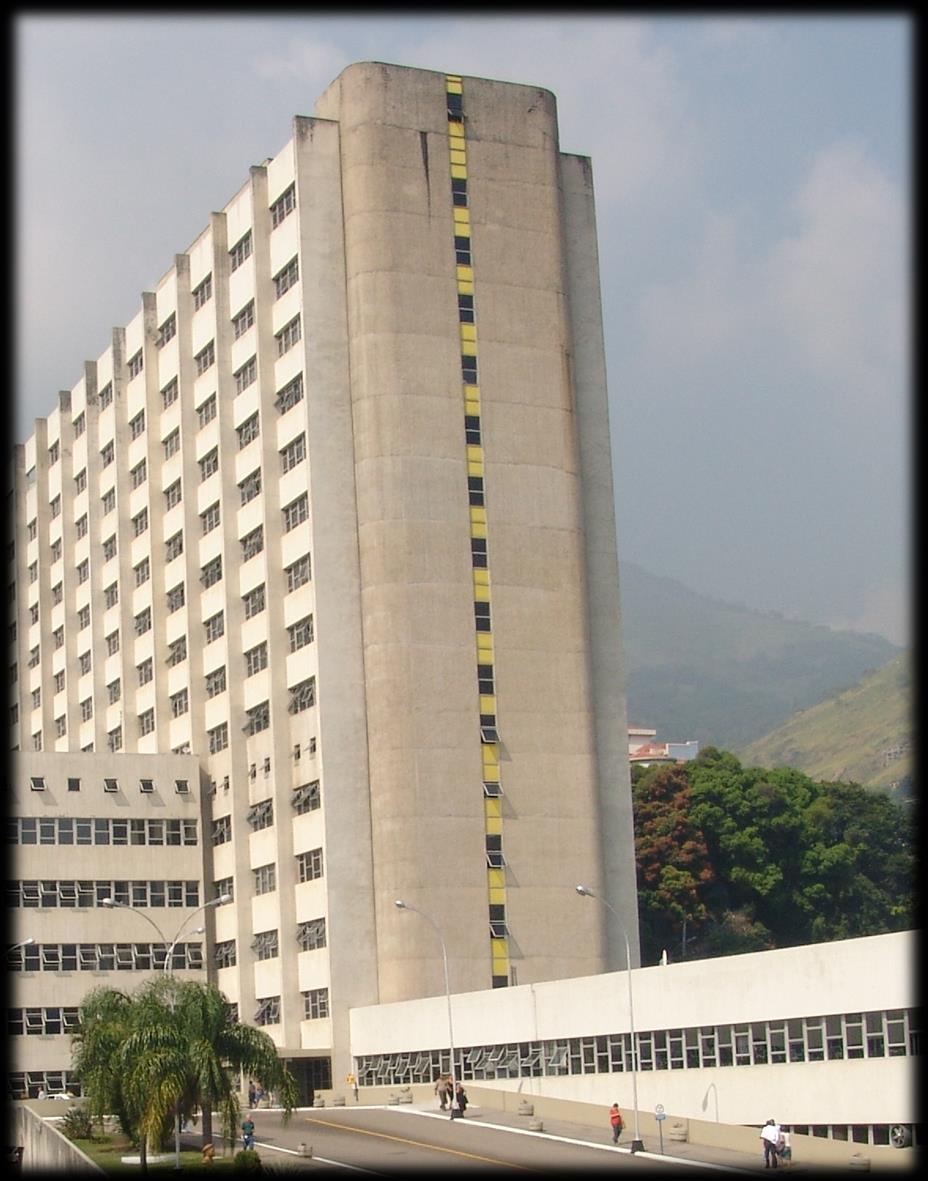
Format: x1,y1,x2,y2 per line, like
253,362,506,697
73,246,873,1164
8,62,636,1088
8,751,210,1098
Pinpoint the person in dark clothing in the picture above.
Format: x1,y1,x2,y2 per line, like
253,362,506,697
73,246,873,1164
451,1082,468,1119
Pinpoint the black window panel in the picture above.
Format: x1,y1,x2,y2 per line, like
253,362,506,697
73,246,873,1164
489,904,506,921
461,356,477,381
480,713,496,727
468,476,485,506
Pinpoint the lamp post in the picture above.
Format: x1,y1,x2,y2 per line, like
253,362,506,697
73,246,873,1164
102,893,231,1167
575,885,644,1152
8,937,35,953
394,899,455,1116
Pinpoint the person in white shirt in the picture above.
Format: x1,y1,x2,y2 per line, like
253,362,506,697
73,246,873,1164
760,1119,782,1169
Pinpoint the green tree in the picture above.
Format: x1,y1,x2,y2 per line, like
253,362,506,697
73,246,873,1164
72,979,298,1167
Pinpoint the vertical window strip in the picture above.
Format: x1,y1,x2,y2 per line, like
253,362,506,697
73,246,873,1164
446,74,509,988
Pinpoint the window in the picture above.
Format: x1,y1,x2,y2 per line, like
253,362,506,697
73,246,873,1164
302,988,328,1020
29,645,40,669
99,382,115,409
208,722,229,753
283,493,309,532
455,234,472,265
134,607,152,635
297,918,326,952
53,626,64,649
478,664,495,695
475,601,491,632
200,502,221,534
50,494,61,518
204,612,225,643
101,488,116,515
77,605,90,630
252,930,278,961
288,678,315,714
131,459,147,488
80,698,93,722
163,429,181,459
165,532,184,562
134,557,151,586
102,535,117,562
276,315,301,355
215,939,236,969
462,353,477,383
161,377,179,408
137,658,153,686
132,508,149,537
241,526,264,561
270,182,296,227
232,301,255,339
239,469,262,505
75,468,87,492
195,340,215,376
138,709,155,736
51,582,63,605
129,409,146,439
164,480,182,510
107,678,121,704
104,583,119,609
239,589,265,626
54,670,66,692
288,615,314,651
236,412,260,448
211,815,232,846
485,833,505,867
468,476,484,506
205,666,227,698
106,630,120,655
157,313,176,348
285,554,312,591
167,637,187,667
79,651,92,675
200,555,222,588
76,559,89,584
192,273,212,310
229,230,252,271
167,583,185,612
244,642,268,677
31,688,42,710
197,393,217,427
51,538,62,561
253,863,276,895
274,256,299,297
471,537,487,568
280,433,306,473
255,996,280,1026
127,350,144,379
459,293,475,323
244,701,269,736
108,726,122,752
247,799,274,830
275,373,303,414
73,411,85,436
234,356,258,395
199,446,219,480
297,845,323,881
170,689,189,717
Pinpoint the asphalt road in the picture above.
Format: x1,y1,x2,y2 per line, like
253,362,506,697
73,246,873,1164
236,1106,748,1174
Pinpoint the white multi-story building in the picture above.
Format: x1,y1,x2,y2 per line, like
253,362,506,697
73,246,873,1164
8,62,638,1098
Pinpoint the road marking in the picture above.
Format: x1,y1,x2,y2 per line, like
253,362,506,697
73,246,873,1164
305,1115,533,1170
252,1141,375,1171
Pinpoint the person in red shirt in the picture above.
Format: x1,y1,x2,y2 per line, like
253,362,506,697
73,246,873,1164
609,1103,624,1144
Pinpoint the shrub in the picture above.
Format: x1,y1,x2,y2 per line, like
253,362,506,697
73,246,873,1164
233,1148,264,1173
60,1106,95,1141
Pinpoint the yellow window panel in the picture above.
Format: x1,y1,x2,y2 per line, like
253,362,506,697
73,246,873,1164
488,886,506,907
491,940,509,962
467,460,484,479
485,815,502,838
453,207,470,225
479,694,496,715
470,519,487,539
446,78,463,91
466,443,483,464
469,505,486,527
461,341,477,358
456,264,474,281
457,280,475,296
451,164,468,180
460,324,477,345
455,223,471,240
465,401,481,420
448,122,465,140
482,745,499,771
463,380,480,397
476,633,494,658
449,148,467,166
484,797,502,822
472,568,489,588
486,867,505,891
474,583,490,603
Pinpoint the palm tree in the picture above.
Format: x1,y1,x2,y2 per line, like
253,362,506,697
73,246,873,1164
72,978,298,1164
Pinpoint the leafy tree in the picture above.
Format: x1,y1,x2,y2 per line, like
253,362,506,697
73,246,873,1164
72,979,298,1168
631,747,914,964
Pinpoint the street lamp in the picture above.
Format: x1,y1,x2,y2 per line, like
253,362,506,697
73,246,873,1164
394,899,456,1117
576,885,644,1152
8,937,36,952
102,893,231,1167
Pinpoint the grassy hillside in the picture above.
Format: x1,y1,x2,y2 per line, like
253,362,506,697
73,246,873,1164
620,562,900,749
737,651,912,792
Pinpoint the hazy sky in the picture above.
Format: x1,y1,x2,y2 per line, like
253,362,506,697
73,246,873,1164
14,13,911,646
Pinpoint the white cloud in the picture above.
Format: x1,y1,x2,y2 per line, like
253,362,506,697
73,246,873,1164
763,139,907,397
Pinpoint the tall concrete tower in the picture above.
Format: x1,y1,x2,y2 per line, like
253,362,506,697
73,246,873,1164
9,62,638,1094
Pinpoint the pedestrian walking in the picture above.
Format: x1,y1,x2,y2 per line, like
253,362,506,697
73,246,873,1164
247,1080,257,1108
609,1103,624,1144
241,1114,256,1150
434,1074,452,1110
760,1119,781,1169
451,1082,468,1119
778,1129,792,1168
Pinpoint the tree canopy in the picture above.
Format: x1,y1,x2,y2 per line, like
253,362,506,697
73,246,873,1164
631,748,915,965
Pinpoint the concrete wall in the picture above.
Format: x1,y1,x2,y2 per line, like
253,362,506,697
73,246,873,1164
10,1103,102,1174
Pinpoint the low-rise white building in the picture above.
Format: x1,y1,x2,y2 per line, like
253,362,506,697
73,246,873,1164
349,930,918,1148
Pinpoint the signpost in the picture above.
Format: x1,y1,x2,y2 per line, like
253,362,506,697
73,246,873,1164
655,1104,666,1154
